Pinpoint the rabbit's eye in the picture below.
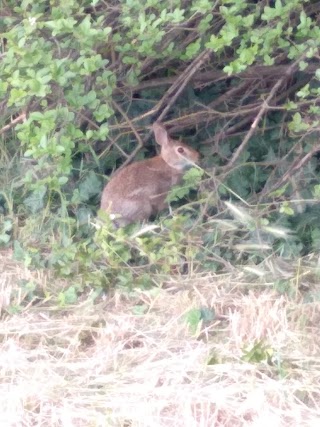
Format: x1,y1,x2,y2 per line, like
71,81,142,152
177,147,184,154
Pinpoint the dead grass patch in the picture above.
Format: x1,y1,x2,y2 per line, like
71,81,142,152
0,251,320,426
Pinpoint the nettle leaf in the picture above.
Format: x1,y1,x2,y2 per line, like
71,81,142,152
280,201,294,216
183,167,204,185
166,167,203,202
288,112,310,132
79,171,102,202
167,186,189,202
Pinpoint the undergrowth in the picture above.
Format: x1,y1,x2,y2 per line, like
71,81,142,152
1,0,320,299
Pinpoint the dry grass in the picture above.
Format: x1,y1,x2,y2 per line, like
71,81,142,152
1,250,320,426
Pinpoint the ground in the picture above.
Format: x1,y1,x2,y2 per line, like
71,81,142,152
0,250,319,426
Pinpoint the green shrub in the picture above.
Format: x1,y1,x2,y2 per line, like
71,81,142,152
1,1,320,297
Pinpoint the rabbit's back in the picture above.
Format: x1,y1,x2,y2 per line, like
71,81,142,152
100,156,182,226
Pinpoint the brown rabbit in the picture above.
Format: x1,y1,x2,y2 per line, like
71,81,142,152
100,122,199,226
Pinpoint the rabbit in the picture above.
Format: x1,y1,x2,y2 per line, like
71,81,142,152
100,122,200,226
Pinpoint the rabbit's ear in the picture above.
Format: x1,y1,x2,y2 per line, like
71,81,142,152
152,122,169,146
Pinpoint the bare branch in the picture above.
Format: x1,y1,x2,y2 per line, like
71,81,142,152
225,56,306,170
0,113,26,136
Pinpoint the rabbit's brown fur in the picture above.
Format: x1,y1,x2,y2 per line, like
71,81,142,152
100,123,199,226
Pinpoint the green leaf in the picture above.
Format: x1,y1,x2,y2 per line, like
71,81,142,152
79,171,102,202
313,185,320,200
171,8,185,23
279,202,294,216
2,220,13,233
23,186,47,214
58,286,78,306
299,61,308,71
242,340,273,363
296,84,310,98
184,40,201,59
13,241,32,266
0,233,11,244
93,103,114,122
200,307,215,322
269,184,289,197
8,88,28,106
58,176,69,185
185,308,202,334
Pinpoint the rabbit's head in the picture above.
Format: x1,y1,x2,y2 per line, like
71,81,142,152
152,122,199,170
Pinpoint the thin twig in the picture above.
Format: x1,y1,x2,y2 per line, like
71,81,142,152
112,63,318,95
225,56,305,170
0,113,26,135
270,144,320,193
111,100,144,168
156,49,212,123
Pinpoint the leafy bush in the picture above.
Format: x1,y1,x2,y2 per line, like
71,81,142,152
1,0,320,297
